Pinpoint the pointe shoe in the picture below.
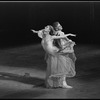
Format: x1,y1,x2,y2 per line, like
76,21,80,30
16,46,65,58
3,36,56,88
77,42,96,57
62,81,73,88
62,85,73,89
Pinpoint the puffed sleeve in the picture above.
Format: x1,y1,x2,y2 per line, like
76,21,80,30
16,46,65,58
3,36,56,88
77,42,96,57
56,31,65,36
38,30,43,38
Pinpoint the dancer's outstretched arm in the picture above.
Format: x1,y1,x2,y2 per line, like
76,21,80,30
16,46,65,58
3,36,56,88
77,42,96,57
52,34,76,39
31,29,44,39
67,33,76,37
31,29,40,34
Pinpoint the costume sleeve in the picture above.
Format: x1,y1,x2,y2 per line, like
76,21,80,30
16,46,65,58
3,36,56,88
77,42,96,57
38,30,43,38
58,31,65,36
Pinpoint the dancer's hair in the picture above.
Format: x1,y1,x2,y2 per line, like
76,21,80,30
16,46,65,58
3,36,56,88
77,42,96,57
52,22,60,31
49,25,55,36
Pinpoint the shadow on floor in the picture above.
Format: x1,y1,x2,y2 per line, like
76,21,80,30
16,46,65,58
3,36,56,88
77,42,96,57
0,72,45,88
67,52,100,83
2,90,47,99
73,57,100,82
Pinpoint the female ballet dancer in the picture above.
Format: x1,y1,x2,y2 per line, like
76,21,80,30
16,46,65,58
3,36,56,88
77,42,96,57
31,25,76,88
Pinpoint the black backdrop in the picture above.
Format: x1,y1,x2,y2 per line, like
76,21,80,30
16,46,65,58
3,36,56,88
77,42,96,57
0,2,99,48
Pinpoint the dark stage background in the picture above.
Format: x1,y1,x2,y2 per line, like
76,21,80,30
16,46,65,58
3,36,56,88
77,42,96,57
0,2,100,98
0,2,99,48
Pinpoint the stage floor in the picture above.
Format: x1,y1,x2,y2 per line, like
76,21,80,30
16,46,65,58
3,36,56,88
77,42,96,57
0,43,99,99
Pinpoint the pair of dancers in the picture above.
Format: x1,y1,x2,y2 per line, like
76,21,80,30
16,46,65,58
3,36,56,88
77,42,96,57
31,22,76,89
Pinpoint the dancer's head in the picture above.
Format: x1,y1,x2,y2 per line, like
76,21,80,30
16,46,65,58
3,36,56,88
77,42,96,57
44,25,54,35
53,22,63,31
44,25,51,33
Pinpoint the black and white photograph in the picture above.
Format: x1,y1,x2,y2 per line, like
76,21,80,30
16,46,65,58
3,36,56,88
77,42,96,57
0,1,100,99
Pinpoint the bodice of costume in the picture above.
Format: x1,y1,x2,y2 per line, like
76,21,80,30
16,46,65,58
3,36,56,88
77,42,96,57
41,35,59,55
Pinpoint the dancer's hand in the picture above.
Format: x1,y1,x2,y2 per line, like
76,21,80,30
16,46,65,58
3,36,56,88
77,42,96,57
31,29,38,33
67,33,76,37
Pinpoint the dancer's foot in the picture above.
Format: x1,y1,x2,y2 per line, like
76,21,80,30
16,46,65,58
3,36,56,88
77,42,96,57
62,85,73,89
62,81,73,88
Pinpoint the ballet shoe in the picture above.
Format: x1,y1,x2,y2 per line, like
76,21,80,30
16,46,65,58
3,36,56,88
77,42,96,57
62,81,73,89
62,85,73,89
